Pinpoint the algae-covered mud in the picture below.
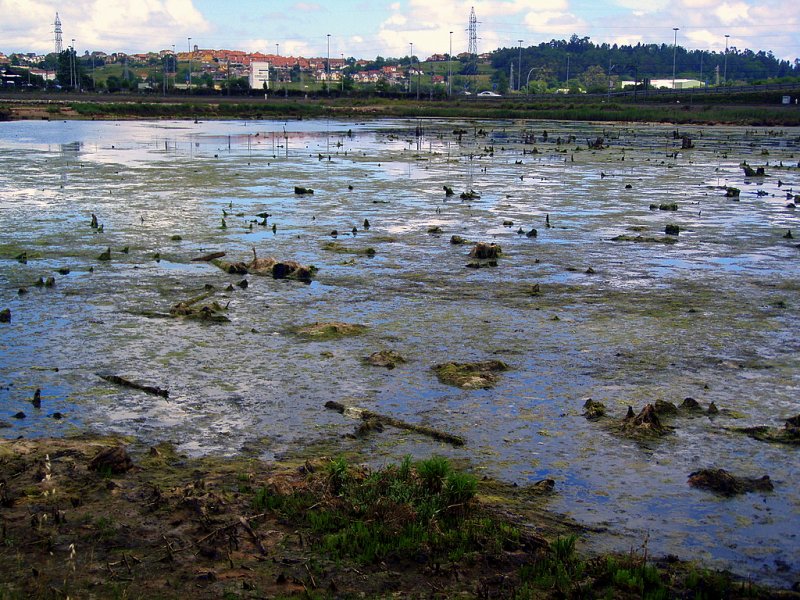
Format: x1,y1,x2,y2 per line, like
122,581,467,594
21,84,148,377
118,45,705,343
1,118,798,587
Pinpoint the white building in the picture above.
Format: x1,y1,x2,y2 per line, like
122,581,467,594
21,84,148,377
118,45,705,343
249,61,270,90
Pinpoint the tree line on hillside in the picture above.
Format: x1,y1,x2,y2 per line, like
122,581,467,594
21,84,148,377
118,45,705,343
492,35,800,92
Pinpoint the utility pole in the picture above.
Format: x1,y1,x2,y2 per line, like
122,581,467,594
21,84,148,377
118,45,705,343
409,42,413,96
517,39,522,91
326,33,331,95
448,31,453,97
341,53,345,93
71,39,76,90
187,37,192,94
416,53,420,100
699,51,704,86
672,27,679,90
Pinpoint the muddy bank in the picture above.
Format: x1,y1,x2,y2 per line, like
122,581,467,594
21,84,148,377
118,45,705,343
1,435,794,599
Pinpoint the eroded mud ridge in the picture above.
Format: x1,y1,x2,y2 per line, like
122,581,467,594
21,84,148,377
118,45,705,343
1,118,799,587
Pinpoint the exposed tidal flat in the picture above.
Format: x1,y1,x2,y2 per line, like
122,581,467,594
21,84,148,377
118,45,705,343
0,117,799,589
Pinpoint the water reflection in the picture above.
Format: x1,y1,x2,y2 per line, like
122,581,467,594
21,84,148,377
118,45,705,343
0,118,798,586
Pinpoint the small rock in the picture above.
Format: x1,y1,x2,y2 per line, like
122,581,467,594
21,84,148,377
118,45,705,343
529,479,555,494
450,235,467,245
32,388,41,408
236,279,249,289
665,224,680,236
427,226,443,234
681,397,703,411
526,228,537,238
654,399,678,415
469,242,501,260
354,418,384,438
707,402,719,415
583,399,606,420
364,350,407,369
0,308,10,323
783,229,793,239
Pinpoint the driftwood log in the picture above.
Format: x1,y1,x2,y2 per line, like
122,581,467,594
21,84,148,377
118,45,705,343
98,374,169,398
325,400,464,446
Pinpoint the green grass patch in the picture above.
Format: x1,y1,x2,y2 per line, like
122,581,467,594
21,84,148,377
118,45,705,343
252,456,513,565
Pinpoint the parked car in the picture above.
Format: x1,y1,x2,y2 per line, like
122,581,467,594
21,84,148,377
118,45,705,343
478,91,501,97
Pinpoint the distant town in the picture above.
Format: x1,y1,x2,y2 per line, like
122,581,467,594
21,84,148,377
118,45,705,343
1,15,798,97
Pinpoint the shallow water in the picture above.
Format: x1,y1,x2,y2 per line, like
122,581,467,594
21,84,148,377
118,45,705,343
1,117,798,586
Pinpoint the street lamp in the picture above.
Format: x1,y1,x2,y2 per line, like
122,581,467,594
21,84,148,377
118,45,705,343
276,43,279,56
326,34,331,94
525,67,535,95
672,27,679,90
723,34,730,84
448,31,453,97
187,37,192,94
70,39,75,89
608,60,616,100
517,39,523,91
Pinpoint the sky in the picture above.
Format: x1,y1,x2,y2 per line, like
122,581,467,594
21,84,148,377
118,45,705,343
1,0,798,62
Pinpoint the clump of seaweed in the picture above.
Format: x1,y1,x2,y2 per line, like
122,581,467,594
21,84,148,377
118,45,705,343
293,322,367,340
432,360,509,390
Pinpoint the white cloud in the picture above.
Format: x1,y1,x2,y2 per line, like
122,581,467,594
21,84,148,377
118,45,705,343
613,0,668,12
523,10,586,35
714,2,751,24
293,2,321,10
0,0,209,54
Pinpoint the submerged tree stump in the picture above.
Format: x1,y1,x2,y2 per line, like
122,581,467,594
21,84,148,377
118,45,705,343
688,469,773,496
89,446,134,475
